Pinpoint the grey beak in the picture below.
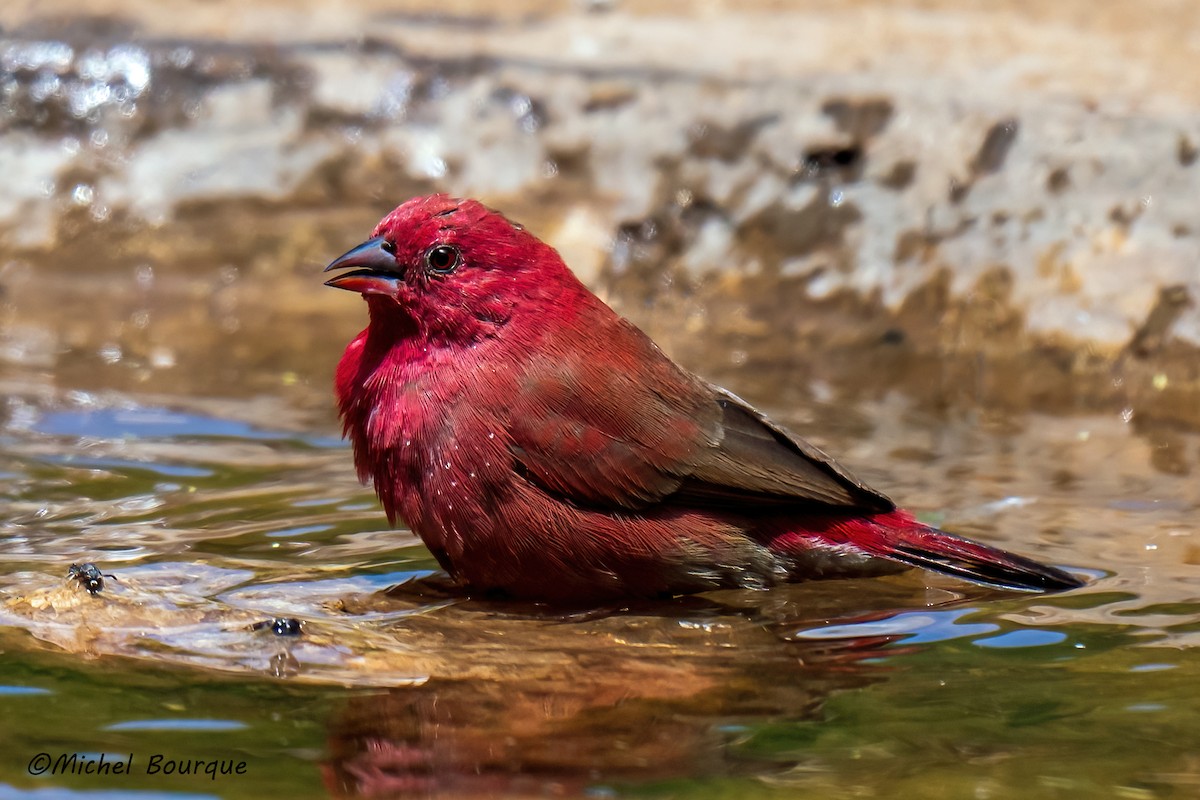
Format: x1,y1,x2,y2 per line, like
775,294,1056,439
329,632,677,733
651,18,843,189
323,236,397,274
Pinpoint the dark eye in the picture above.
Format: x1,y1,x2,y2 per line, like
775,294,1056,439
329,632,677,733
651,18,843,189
424,244,460,274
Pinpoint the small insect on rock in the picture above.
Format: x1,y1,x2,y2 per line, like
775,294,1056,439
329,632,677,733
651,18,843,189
67,563,116,596
250,618,303,637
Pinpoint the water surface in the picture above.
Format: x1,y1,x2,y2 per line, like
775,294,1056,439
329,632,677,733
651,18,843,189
1,368,1197,798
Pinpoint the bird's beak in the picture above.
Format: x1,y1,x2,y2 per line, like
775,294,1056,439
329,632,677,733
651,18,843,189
323,236,401,295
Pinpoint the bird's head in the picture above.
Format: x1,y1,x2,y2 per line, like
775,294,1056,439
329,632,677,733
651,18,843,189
325,194,578,344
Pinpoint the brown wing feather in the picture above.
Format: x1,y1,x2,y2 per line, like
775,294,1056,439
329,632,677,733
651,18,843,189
504,309,893,515
677,387,894,512
505,324,721,510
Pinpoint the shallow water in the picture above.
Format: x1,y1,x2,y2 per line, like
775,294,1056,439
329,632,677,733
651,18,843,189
2,347,1198,797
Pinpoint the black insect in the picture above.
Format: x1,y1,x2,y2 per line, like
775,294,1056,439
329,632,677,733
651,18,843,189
250,618,303,637
67,563,116,596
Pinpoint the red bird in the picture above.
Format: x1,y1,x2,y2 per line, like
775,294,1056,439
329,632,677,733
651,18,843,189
325,194,1082,602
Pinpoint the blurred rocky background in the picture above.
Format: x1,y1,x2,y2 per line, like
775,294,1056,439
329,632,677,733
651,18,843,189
2,0,1198,426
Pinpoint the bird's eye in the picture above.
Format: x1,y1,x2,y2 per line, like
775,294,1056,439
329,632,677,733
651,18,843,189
424,244,461,275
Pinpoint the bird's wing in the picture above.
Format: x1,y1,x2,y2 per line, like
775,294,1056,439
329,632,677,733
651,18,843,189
504,320,893,514
677,385,894,512
504,342,713,510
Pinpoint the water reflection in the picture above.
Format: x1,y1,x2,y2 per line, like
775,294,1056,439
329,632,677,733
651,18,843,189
320,630,891,798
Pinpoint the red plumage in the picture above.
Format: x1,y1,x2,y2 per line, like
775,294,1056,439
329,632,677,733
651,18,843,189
325,194,1082,602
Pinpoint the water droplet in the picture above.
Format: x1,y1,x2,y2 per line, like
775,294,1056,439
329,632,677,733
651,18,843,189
1120,407,1134,423
2,40,74,72
508,93,531,117
106,44,151,92
71,183,94,206
68,80,112,118
29,71,62,102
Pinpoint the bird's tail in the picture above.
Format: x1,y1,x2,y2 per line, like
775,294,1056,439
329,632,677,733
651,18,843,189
868,510,1083,592
779,509,1084,593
